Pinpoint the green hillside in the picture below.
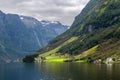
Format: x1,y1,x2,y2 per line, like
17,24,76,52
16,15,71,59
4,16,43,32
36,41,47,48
23,0,120,63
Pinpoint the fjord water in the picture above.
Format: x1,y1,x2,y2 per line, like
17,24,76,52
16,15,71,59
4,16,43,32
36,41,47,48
0,63,120,80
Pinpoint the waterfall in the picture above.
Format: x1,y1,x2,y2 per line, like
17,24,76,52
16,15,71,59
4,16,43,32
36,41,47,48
0,43,6,53
33,30,41,47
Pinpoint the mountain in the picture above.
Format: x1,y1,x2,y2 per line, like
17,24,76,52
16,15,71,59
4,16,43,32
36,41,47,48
23,0,120,62
0,11,68,63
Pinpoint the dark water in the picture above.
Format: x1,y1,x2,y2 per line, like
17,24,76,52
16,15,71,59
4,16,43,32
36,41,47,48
0,62,120,80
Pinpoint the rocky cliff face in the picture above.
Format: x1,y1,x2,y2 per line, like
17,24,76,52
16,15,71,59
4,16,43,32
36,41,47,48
0,11,68,62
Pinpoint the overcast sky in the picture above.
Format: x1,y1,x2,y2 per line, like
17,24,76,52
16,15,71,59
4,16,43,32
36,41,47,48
0,0,90,26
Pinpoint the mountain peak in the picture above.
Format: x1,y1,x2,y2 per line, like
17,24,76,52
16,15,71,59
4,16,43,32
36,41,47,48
0,11,68,62
0,10,4,14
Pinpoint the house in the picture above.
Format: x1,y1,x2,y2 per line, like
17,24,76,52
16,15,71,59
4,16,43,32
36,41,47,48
106,57,113,64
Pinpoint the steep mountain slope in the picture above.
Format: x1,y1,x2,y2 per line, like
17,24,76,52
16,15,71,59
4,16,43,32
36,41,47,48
23,0,120,62
0,11,68,63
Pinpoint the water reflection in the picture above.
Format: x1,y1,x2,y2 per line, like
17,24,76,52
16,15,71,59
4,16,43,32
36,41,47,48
35,63,120,80
0,63,120,80
107,64,113,74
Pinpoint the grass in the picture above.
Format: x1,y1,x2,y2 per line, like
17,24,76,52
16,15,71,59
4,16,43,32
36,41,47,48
76,60,87,63
38,37,78,57
45,57,66,62
75,45,99,59
44,56,87,63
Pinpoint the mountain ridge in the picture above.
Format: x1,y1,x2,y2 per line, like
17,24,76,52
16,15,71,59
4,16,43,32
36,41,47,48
0,11,68,63
23,0,120,62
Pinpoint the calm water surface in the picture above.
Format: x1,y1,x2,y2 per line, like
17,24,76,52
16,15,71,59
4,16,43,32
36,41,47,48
0,62,120,80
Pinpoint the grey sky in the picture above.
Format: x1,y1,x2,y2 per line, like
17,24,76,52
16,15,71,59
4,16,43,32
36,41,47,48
0,0,90,26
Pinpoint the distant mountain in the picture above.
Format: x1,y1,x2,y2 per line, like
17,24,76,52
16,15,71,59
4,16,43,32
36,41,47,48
0,11,68,63
24,0,120,62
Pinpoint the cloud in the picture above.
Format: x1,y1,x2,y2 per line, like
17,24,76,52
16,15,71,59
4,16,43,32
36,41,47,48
0,0,90,26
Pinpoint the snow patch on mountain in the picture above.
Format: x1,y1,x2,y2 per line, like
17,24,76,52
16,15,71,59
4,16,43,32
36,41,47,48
20,16,24,20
